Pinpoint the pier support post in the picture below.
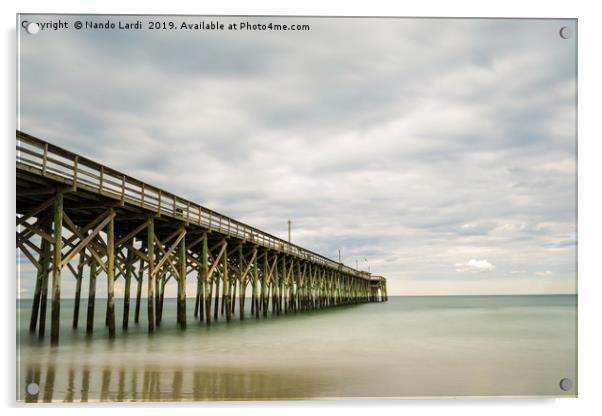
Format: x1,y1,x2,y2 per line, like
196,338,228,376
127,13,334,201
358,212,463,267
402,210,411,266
72,251,85,329
223,241,231,322
282,256,288,314
29,224,50,334
272,254,279,315
158,273,166,323
198,277,204,322
194,282,200,318
194,242,202,320
238,244,245,320
37,229,52,338
310,264,315,310
297,261,302,311
208,279,214,324
253,248,259,319
27,222,48,333
29,265,43,333
29,259,43,333
122,248,133,330
214,270,220,321
238,244,241,321
303,262,308,311
262,252,269,317
293,261,300,312
86,260,97,335
50,189,64,346
178,234,187,329
147,218,155,333
195,236,205,322
201,234,211,326
134,258,143,324
106,209,116,338
231,273,237,315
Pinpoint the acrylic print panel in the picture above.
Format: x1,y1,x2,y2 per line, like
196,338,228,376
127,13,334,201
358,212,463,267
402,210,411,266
16,15,577,402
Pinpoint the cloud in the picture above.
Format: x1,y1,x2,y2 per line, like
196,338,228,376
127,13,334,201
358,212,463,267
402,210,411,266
16,16,576,296
455,259,495,273
535,270,554,277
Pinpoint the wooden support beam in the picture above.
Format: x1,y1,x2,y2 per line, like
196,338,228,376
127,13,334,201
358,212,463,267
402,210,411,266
194,264,201,319
213,263,220,322
187,234,205,252
16,195,55,226
61,212,104,250
29,223,51,334
17,220,54,245
86,259,97,335
193,235,204,321
252,247,259,319
152,229,185,277
106,210,116,338
240,248,257,284
177,235,187,329
17,188,56,197
271,254,279,314
50,189,64,346
16,214,51,250
72,251,85,329
18,242,41,271
161,227,185,246
134,257,143,324
63,225,109,277
66,261,79,279
123,248,133,330
115,219,150,246
123,243,149,263
262,251,269,317
207,240,226,278
29,257,43,333
209,240,225,255
282,255,287,314
223,240,231,322
147,218,155,333
158,273,167,323
238,244,246,320
37,231,52,339
60,210,115,269
201,234,211,326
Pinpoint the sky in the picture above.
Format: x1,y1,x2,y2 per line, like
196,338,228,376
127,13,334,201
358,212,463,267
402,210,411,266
17,16,577,297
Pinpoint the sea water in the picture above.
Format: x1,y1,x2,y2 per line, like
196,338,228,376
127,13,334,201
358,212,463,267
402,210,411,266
16,295,577,401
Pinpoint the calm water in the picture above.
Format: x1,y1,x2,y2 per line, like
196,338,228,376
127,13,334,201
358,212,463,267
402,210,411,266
17,295,577,401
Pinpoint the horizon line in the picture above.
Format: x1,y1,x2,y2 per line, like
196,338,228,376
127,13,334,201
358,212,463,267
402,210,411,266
16,293,577,300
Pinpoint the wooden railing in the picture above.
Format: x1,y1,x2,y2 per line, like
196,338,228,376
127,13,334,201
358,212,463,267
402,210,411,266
16,130,370,279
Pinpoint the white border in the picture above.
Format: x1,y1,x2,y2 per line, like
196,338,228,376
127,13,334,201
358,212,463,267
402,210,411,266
2,1,601,415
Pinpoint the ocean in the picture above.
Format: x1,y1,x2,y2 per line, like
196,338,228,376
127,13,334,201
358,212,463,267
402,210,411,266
16,295,577,401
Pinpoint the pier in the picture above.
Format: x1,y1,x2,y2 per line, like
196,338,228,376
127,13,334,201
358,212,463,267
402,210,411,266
16,130,388,346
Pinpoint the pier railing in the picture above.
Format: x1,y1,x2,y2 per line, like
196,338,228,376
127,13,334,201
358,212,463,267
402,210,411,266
16,131,370,280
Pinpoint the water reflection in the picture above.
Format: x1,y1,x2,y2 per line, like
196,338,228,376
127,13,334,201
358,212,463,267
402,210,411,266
22,363,325,402
18,296,578,400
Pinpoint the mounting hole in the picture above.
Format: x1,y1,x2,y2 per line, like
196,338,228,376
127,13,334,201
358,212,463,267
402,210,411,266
26,22,40,35
559,26,572,40
559,378,573,391
26,382,39,395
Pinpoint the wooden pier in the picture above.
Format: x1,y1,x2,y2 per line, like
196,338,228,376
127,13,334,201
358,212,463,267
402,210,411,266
16,130,388,346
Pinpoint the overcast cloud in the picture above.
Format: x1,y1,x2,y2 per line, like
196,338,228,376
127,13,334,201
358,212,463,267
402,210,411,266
17,16,576,297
